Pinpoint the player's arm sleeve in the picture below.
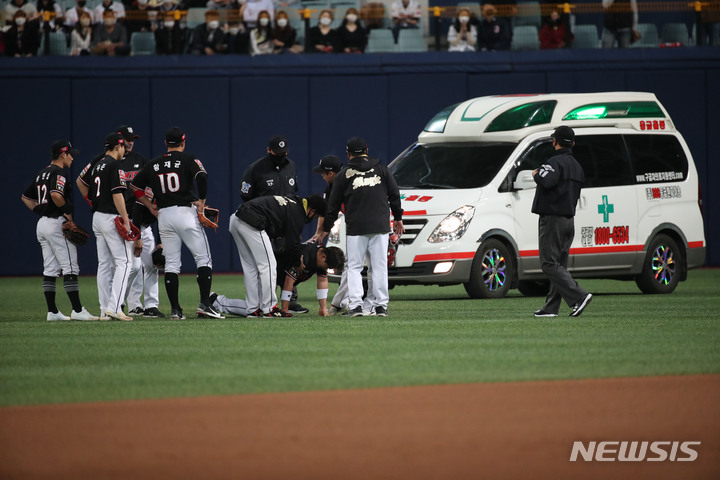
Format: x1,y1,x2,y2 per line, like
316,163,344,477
385,167,403,222
322,177,343,232
240,166,254,202
195,171,208,200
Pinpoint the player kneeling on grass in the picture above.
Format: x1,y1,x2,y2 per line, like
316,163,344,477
211,244,344,317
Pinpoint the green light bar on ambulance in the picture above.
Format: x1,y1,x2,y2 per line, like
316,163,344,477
484,101,557,132
424,103,461,133
563,101,665,120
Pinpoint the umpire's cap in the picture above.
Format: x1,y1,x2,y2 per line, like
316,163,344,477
50,140,79,158
551,126,575,147
268,135,289,155
165,127,186,146
312,155,342,173
104,132,125,149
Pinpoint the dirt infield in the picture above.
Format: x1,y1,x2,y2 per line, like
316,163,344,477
1,374,718,480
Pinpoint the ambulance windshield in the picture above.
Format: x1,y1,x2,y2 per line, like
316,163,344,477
391,143,515,189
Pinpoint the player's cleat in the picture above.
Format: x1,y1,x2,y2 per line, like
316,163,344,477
570,293,593,317
288,302,309,314
534,309,558,318
246,309,265,318
128,307,144,316
328,304,347,316
71,307,99,321
104,310,133,322
47,311,71,321
143,307,166,318
196,303,225,319
170,309,186,320
342,306,366,317
208,291,218,306
374,306,388,317
267,306,293,318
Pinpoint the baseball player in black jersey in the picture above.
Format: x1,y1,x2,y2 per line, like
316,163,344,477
131,127,223,320
77,133,136,322
210,244,345,317
21,140,99,321
229,194,326,318
115,125,164,319
240,135,308,314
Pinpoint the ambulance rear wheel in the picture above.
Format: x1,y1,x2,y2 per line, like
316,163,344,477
635,234,682,294
464,239,515,299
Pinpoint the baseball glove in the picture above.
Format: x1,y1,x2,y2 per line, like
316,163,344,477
113,216,141,242
198,206,219,231
151,245,165,269
62,220,91,246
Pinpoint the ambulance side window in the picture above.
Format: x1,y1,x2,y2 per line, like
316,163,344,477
625,135,688,183
573,135,634,188
515,140,554,172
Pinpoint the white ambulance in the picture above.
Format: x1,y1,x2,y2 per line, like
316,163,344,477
327,92,706,298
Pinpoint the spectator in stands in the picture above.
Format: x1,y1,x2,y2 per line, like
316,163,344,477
336,7,366,53
36,0,63,31
447,7,477,51
70,9,93,54
700,0,720,46
225,19,249,53
5,0,38,25
64,0,93,29
190,9,227,54
308,9,336,53
250,9,273,54
125,0,157,35
207,0,241,10
479,0,516,17
601,0,638,48
539,8,570,49
4,10,40,56
273,10,302,53
92,8,130,55
476,3,510,51
155,10,186,53
94,0,126,24
240,0,274,28
390,0,420,42
157,0,179,15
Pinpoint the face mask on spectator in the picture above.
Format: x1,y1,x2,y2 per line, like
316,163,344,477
346,14,357,23
15,16,26,25
80,17,90,26
229,26,240,34
277,18,287,27
319,16,331,26
258,17,269,26
104,17,115,26
164,20,174,27
459,15,469,23
208,20,219,29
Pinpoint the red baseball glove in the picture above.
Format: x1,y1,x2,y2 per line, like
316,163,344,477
114,216,141,242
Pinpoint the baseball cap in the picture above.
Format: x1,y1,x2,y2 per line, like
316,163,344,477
551,125,575,146
346,137,367,155
312,155,342,173
115,125,140,142
104,132,125,149
268,135,289,154
50,140,79,157
165,126,186,146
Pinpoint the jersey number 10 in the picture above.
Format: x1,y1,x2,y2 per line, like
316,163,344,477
157,173,180,193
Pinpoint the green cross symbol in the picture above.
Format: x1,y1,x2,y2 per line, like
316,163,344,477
597,195,614,223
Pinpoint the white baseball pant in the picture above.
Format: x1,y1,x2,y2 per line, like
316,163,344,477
37,216,79,276
92,212,133,314
126,225,159,310
346,233,388,312
331,252,373,311
158,206,212,274
229,214,277,314
213,294,249,316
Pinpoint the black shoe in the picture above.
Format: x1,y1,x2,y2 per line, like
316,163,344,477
570,293,593,317
143,307,166,318
247,309,264,318
208,291,218,306
196,303,225,319
342,306,365,317
534,308,558,318
170,309,185,320
128,307,144,316
374,306,388,317
267,306,293,318
288,302,309,314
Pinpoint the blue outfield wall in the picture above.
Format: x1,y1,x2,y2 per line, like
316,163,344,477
1,48,718,276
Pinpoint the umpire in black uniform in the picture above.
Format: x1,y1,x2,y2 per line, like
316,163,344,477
532,126,592,318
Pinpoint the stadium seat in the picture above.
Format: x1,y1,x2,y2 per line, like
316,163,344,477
514,1,541,29
572,24,600,49
47,31,68,56
661,22,691,45
631,23,660,48
185,8,207,29
130,31,156,55
396,28,426,52
511,25,540,50
366,28,395,52
284,7,304,30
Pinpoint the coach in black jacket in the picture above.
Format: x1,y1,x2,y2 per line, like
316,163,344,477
531,126,592,318
322,137,404,317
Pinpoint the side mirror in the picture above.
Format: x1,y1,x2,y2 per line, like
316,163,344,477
513,170,536,190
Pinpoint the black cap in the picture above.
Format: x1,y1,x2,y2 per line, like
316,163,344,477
346,137,367,155
551,125,575,147
268,135,289,154
312,155,342,173
50,140,79,157
104,132,125,149
165,126,186,146
115,125,140,142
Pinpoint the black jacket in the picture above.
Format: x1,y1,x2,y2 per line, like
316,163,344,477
531,147,585,217
240,154,297,202
323,155,402,235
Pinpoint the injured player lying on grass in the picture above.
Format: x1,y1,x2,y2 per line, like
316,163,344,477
212,244,345,317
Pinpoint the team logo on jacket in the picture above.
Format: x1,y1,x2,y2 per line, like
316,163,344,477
266,179,274,187
289,178,295,186
352,175,381,190
241,182,250,194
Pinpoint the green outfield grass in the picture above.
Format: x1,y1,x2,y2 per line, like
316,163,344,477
1,270,719,406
